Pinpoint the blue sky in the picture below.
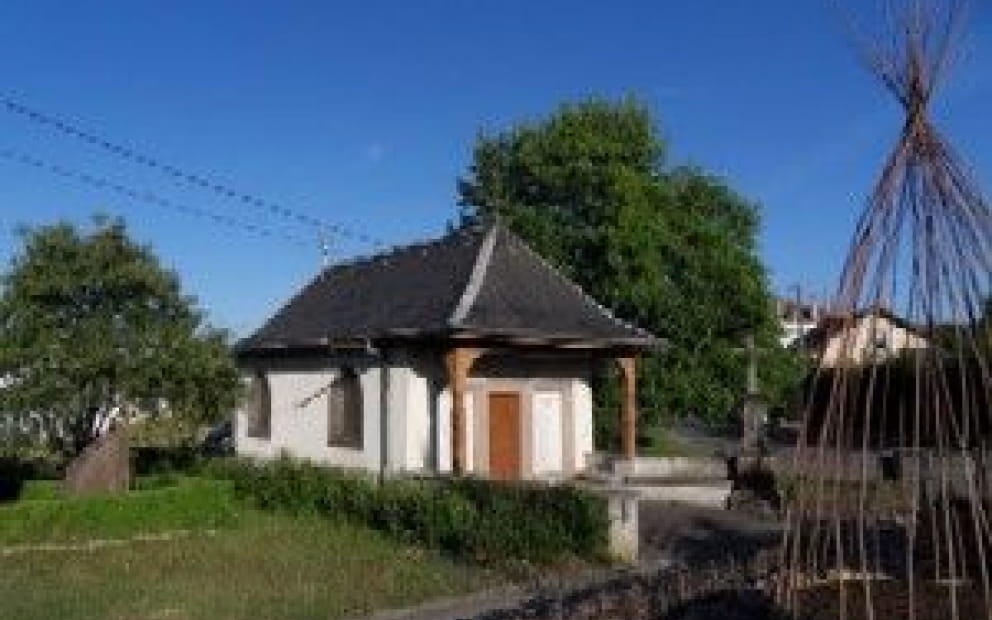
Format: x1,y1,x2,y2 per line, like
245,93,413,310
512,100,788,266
0,1,989,336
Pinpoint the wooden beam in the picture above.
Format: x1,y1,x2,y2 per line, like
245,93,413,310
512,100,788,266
444,347,482,475
617,356,638,461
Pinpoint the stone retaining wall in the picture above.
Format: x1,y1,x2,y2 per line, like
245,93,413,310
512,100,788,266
769,449,990,498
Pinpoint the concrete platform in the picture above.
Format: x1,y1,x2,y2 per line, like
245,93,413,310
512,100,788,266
586,455,733,509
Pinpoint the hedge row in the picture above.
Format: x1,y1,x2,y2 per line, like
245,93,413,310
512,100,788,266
205,457,609,565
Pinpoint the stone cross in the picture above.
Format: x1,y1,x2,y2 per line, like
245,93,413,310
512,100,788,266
736,334,768,452
744,334,759,396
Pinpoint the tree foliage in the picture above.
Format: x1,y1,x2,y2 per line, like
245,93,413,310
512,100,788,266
0,218,240,456
458,97,801,434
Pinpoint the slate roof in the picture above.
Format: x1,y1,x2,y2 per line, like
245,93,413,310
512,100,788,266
237,222,658,353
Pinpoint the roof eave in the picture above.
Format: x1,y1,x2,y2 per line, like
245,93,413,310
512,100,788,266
235,335,379,357
448,327,664,351
237,327,664,356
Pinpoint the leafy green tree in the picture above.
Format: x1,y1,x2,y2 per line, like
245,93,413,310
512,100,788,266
458,97,801,438
0,217,240,456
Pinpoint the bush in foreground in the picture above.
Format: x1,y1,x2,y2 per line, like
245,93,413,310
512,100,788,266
206,457,609,565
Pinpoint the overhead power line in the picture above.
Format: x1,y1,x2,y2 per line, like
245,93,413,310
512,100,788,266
0,147,314,248
0,95,385,247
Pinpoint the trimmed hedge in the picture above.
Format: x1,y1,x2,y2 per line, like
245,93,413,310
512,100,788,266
205,457,609,564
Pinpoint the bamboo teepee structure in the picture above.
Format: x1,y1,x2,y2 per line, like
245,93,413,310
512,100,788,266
779,1,992,618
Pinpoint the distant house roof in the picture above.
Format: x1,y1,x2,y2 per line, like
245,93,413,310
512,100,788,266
238,222,658,354
775,297,822,322
794,306,926,353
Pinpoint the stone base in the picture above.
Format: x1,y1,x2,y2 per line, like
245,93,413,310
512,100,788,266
604,487,640,563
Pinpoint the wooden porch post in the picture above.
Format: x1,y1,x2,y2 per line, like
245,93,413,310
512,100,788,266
617,356,638,461
444,347,482,475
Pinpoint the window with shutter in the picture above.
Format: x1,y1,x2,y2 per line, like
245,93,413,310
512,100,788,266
328,368,362,448
245,372,271,439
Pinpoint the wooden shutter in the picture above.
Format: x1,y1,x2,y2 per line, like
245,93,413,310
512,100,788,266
328,369,362,448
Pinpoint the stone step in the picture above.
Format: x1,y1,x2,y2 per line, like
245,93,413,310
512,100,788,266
630,457,727,479
622,475,728,486
626,481,732,508
588,454,729,479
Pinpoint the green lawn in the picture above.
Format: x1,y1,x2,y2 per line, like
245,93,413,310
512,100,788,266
0,479,500,620
0,477,238,545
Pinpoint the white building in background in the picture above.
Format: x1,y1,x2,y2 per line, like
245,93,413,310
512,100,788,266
798,307,929,367
776,297,823,348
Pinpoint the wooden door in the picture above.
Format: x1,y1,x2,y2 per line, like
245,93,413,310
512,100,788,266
488,392,521,480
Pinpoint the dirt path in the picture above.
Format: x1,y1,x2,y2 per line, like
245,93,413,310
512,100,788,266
639,501,783,566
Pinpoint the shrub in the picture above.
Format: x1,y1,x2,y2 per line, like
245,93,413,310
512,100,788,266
207,457,609,564
131,446,203,477
0,455,62,503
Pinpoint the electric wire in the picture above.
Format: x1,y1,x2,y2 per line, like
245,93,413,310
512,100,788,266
0,94,385,247
0,147,314,248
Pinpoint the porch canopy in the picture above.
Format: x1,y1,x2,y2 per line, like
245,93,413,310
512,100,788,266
238,221,660,473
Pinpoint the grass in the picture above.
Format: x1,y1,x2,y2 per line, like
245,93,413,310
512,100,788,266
16,478,63,501
0,476,501,619
0,511,498,620
0,477,238,545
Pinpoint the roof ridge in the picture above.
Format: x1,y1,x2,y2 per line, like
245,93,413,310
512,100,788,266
496,227,658,341
317,226,479,275
448,223,499,327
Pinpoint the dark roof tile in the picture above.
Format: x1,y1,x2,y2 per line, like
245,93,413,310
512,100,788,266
457,226,655,343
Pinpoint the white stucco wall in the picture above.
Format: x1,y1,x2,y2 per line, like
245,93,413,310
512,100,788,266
531,391,563,475
571,378,594,472
385,365,408,474
234,352,598,480
436,389,474,474
403,370,431,472
235,366,382,471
